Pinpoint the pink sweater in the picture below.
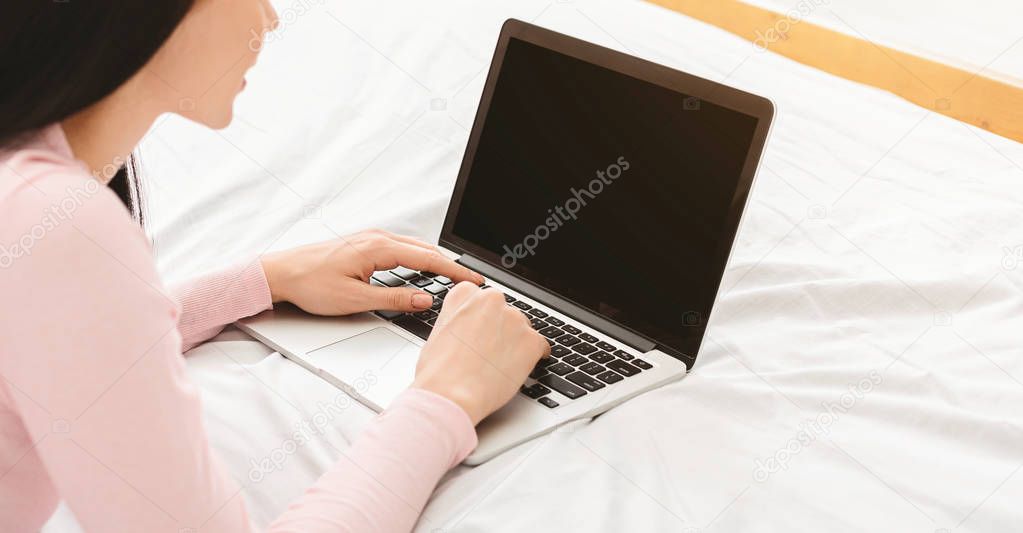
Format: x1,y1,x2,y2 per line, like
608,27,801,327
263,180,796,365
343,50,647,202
0,125,477,532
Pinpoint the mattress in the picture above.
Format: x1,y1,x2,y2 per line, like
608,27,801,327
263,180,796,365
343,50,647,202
46,0,1023,531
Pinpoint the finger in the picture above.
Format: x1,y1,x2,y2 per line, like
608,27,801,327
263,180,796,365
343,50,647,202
372,242,484,285
377,231,438,252
503,305,546,357
504,301,531,328
535,332,552,359
361,285,435,312
436,282,478,324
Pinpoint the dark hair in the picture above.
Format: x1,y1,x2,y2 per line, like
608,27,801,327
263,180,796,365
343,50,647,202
0,1,196,224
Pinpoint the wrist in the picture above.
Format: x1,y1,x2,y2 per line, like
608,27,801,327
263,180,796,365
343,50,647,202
260,253,291,304
413,381,483,426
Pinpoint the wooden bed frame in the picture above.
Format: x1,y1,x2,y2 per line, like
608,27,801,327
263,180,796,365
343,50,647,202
647,0,1023,144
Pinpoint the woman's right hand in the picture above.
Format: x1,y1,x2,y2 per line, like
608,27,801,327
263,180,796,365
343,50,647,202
413,282,550,425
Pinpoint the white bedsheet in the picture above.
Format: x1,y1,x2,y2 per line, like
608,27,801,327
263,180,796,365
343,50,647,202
52,1,1023,531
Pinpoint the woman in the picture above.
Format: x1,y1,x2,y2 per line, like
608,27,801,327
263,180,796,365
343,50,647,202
0,2,547,531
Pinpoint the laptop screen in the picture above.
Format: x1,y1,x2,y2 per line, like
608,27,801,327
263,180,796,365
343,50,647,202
448,37,761,358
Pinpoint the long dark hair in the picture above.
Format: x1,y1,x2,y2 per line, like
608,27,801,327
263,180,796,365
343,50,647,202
0,1,196,224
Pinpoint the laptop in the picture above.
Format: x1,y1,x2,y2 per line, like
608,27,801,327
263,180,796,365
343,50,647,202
238,19,774,465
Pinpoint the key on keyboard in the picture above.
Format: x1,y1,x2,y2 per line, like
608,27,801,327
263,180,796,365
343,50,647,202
539,326,565,338
371,271,406,287
563,354,588,366
538,375,586,399
547,362,574,376
573,343,597,355
556,335,581,346
551,345,572,357
613,349,634,361
596,370,624,384
424,283,448,295
538,397,560,408
392,314,432,341
390,266,419,280
606,359,641,377
566,371,605,392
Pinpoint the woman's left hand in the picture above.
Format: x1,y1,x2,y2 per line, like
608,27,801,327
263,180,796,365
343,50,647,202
259,230,485,316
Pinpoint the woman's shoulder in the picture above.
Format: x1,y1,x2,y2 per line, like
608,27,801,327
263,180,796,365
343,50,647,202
0,126,172,325
1,128,181,374
0,126,152,273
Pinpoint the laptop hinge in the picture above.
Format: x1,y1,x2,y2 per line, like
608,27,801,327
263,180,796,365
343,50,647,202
457,254,657,354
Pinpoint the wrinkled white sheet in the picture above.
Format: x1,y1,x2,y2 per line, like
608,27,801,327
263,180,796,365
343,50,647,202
47,0,1023,531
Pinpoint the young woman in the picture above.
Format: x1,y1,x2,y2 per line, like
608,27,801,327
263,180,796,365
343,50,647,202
0,2,547,531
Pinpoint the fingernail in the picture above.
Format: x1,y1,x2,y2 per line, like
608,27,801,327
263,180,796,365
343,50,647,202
412,293,432,308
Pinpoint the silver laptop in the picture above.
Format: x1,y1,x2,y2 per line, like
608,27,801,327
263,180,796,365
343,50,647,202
238,19,774,465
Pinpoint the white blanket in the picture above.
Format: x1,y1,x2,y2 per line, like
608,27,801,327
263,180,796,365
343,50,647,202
53,1,1023,531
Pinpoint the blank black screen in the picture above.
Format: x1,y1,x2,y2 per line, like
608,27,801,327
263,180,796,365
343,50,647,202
451,38,759,357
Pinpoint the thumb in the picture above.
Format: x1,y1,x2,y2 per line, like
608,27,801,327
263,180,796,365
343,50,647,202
364,285,435,312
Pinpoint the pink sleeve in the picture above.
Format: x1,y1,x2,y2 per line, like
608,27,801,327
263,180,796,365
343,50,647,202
1,168,477,533
169,260,273,352
268,388,478,532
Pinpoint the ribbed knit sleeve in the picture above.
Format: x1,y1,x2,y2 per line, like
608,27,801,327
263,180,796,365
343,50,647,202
169,259,273,351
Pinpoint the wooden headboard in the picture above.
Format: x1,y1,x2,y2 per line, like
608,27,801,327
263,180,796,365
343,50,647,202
647,0,1023,144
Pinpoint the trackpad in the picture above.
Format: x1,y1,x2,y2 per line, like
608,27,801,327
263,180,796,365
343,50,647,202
305,328,420,411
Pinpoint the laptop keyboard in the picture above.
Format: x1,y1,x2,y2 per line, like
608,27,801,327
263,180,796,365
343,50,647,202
370,267,652,409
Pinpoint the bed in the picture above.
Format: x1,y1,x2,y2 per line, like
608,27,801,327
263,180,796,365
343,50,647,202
47,0,1023,530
